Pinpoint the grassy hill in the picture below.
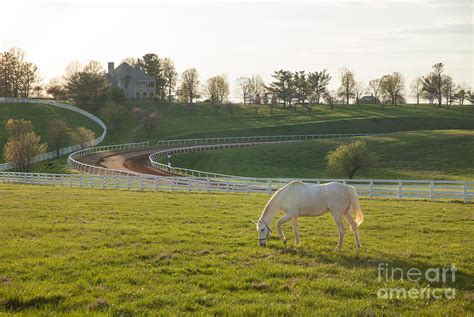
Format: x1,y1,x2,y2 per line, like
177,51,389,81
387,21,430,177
0,103,103,163
105,101,474,143
168,130,474,180
0,184,472,315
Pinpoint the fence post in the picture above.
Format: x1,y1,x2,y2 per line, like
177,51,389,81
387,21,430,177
398,181,402,200
266,179,272,195
430,180,434,202
369,180,373,199
464,182,468,204
207,177,211,193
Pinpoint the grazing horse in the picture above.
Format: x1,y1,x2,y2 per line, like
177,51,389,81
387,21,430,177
254,181,363,249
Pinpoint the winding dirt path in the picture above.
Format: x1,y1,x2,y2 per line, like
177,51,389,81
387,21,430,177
77,148,173,176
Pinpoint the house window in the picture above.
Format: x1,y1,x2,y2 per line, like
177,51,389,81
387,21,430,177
143,92,147,97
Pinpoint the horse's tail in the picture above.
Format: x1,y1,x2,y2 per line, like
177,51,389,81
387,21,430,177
348,186,364,226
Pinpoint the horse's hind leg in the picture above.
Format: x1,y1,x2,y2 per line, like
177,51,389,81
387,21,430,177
332,211,345,250
277,213,292,244
292,217,301,245
344,206,361,248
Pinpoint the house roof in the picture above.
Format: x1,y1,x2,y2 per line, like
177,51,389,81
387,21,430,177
107,62,155,82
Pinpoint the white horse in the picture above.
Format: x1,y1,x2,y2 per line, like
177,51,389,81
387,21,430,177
254,181,363,249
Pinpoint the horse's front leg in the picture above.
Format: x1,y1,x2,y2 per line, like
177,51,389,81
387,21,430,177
277,214,292,244
292,217,301,245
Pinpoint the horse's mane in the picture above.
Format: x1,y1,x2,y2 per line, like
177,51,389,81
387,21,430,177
259,181,303,220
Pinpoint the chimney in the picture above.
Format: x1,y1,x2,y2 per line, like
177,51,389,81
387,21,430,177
108,62,114,75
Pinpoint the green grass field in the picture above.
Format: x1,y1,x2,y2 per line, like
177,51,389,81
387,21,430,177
105,101,474,143
168,130,474,180
0,184,472,315
0,103,103,163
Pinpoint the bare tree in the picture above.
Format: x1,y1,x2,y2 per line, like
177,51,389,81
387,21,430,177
177,68,200,103
143,112,159,137
0,48,41,98
368,78,382,106
48,119,69,158
410,77,423,105
337,68,355,105
46,78,66,100
354,81,365,106
236,77,252,105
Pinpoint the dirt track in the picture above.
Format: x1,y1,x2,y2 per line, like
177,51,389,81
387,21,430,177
77,148,173,176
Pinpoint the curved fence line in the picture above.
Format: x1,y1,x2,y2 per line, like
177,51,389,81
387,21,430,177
67,141,150,176
149,133,375,179
0,97,107,171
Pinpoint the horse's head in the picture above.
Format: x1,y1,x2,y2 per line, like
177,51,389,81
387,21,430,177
255,220,271,246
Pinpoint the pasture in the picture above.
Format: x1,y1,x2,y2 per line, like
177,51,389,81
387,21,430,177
167,130,474,180
106,102,474,143
0,184,472,315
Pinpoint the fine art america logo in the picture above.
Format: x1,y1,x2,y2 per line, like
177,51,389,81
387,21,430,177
377,263,457,300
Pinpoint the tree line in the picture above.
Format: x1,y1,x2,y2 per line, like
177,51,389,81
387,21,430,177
1,47,473,109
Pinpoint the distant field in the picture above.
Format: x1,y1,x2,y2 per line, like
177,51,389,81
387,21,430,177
0,184,472,315
0,103,102,162
105,101,474,143
168,130,474,180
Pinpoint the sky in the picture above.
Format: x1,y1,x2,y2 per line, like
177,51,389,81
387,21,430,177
1,0,473,100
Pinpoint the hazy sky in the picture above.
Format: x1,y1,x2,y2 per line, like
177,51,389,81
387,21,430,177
2,0,473,99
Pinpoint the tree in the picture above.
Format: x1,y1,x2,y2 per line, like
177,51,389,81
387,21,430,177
337,68,355,105
177,68,200,103
64,61,109,111
380,72,405,105
0,48,41,98
100,102,128,132
48,119,69,158
410,77,423,105
143,112,159,137
121,57,139,67
326,140,374,179
441,74,455,106
206,75,230,111
354,81,365,106
236,77,252,105
323,90,337,110
46,78,67,100
368,78,382,107
247,75,266,104
454,83,470,105
269,95,278,115
136,53,166,99
72,127,95,149
422,63,444,107
294,71,309,106
3,119,46,171
162,57,177,102
307,70,331,105
268,70,295,108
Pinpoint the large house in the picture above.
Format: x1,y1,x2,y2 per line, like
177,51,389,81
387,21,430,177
105,62,156,99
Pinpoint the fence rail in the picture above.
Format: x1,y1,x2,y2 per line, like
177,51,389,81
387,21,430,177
150,134,376,179
156,133,374,146
67,142,150,176
1,172,472,202
0,98,107,171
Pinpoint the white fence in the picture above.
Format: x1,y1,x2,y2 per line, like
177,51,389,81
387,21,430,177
67,142,150,176
1,171,472,202
150,134,375,179
156,133,373,146
0,98,107,171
